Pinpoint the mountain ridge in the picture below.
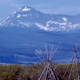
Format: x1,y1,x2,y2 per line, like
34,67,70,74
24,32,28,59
0,6,80,32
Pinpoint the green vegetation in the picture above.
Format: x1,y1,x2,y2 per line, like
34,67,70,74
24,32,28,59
0,63,79,80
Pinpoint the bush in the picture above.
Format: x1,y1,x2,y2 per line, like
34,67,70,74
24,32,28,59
0,63,79,80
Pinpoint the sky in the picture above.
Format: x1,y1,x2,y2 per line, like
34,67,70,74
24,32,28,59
0,0,80,20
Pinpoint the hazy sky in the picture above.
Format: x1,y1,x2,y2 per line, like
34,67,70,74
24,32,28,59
0,0,80,19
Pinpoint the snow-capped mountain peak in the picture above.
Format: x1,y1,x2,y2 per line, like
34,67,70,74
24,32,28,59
0,6,80,32
17,6,32,12
22,6,31,12
17,6,34,12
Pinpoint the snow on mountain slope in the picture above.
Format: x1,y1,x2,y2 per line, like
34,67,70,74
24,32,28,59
0,6,80,32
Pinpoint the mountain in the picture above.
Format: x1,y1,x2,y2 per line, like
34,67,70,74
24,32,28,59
0,6,80,64
0,6,80,32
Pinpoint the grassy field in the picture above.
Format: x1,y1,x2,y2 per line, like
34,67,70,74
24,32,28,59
0,63,80,80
